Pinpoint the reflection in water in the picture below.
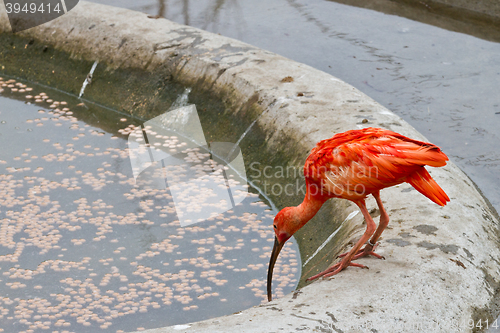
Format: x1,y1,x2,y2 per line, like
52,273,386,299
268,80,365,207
158,0,166,18
182,0,189,26
199,0,245,34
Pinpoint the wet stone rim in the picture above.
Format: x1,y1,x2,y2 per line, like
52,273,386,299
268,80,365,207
1,2,500,332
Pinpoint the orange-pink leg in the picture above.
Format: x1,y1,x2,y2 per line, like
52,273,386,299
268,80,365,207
338,191,389,260
307,199,376,281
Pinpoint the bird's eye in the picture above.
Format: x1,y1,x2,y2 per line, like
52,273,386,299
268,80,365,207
273,225,277,229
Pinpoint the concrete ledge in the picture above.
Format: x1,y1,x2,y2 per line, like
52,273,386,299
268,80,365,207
1,2,500,332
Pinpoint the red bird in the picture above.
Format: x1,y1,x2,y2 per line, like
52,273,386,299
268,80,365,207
267,127,449,301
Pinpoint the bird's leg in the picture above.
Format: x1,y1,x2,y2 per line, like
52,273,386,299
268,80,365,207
307,200,376,281
338,191,388,260
363,191,389,257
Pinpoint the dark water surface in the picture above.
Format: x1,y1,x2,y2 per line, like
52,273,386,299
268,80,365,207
0,78,299,332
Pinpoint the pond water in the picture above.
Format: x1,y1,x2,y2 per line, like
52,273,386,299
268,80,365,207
0,77,300,332
2,0,499,329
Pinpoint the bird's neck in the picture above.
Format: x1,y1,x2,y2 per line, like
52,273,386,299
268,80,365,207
294,191,328,229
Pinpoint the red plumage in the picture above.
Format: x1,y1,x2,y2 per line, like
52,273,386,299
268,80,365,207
304,127,449,205
268,127,450,301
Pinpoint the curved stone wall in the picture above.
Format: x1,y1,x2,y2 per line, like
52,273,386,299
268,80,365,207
1,2,499,332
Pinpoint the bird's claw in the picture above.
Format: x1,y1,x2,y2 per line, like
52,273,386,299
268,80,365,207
307,261,368,281
355,251,385,260
338,242,384,260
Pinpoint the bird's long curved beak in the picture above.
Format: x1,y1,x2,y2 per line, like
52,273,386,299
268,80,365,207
267,236,285,302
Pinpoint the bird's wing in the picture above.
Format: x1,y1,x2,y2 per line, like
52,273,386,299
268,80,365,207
305,129,449,199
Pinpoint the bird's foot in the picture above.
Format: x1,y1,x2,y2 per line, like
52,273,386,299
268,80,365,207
306,259,368,281
338,242,385,260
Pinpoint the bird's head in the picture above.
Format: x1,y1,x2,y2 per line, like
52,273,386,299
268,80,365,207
272,206,300,243
267,206,300,302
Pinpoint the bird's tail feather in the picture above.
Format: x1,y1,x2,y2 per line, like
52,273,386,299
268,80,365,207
388,143,449,168
406,168,450,206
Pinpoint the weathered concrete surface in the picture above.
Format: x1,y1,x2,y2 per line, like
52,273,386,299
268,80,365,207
1,2,500,332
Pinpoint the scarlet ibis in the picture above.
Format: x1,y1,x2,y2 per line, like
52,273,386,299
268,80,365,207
267,127,449,301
